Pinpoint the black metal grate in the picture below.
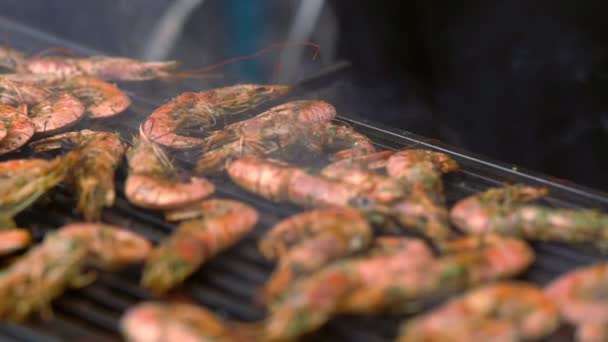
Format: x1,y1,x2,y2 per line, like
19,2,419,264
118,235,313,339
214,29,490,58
0,15,606,341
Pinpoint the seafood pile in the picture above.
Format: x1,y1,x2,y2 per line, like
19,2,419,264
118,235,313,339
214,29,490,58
0,45,607,342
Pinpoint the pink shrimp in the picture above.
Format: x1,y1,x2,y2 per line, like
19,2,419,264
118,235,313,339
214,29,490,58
259,208,372,302
140,84,290,149
125,138,214,210
397,282,560,342
142,199,258,295
0,104,35,155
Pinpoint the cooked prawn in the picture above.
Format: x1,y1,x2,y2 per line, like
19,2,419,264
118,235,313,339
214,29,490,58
31,130,126,221
546,262,608,341
28,92,85,134
121,302,258,342
140,84,290,149
0,153,77,226
265,234,533,340
56,223,152,269
259,208,372,302
0,79,86,134
0,229,31,256
227,156,365,208
321,150,394,176
0,104,35,155
386,149,460,203
55,76,131,119
451,184,608,248
125,138,214,210
397,282,560,342
321,124,376,160
0,78,49,106
196,100,336,174
17,55,178,81
142,199,258,295
264,237,435,340
228,156,452,241
0,222,150,321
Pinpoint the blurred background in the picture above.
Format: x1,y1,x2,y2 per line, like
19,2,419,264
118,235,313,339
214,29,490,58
1,0,607,190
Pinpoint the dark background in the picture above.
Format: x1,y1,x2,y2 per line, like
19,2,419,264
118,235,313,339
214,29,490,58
1,0,607,190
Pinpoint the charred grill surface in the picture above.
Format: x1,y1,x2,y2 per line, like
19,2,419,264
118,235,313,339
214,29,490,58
0,15,605,342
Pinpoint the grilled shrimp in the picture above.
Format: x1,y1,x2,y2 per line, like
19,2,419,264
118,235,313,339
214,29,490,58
386,149,460,203
56,223,152,269
196,100,335,148
321,150,394,176
31,130,126,221
321,124,376,160
0,104,35,155
0,229,31,256
265,235,533,340
196,100,336,173
228,156,452,241
56,76,131,118
320,152,406,204
140,84,290,149
265,237,435,340
0,79,86,135
142,199,258,295
227,156,364,208
125,138,214,210
397,282,560,342
451,184,608,248
259,208,372,302
0,223,150,321
28,92,85,134
339,234,534,313
546,262,608,341
0,78,49,106
0,153,76,226
18,56,178,81
121,302,257,342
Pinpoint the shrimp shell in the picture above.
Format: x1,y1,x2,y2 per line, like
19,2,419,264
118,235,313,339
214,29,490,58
265,237,435,340
125,175,215,210
260,208,372,301
0,223,149,321
142,199,258,294
0,154,75,223
31,130,126,221
450,184,549,234
121,302,254,342
29,92,85,134
546,263,608,331
0,229,31,256
141,84,290,149
0,79,49,106
57,223,152,269
0,105,35,155
20,56,179,81
58,76,131,118
125,138,215,210
397,282,560,342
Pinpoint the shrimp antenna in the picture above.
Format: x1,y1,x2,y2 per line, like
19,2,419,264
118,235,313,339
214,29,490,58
170,41,320,80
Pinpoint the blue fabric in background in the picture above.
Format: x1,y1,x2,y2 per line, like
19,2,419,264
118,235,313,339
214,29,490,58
225,0,267,83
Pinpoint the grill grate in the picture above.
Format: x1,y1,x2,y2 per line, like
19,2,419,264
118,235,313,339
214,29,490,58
0,15,605,341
